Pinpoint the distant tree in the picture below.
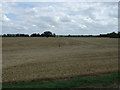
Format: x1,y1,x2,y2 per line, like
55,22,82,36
99,34,108,37
53,33,56,37
68,34,71,37
41,31,53,37
108,32,118,38
2,34,29,37
118,32,120,38
2,34,7,37
30,33,40,37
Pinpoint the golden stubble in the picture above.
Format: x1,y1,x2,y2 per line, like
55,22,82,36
2,37,118,83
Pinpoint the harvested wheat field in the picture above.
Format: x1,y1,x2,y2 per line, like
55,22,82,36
2,37,118,83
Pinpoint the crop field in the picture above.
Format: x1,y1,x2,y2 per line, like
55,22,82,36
2,37,118,87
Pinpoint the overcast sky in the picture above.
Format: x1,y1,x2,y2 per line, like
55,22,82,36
2,2,118,35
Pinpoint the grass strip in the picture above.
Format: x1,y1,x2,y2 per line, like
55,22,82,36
3,73,119,88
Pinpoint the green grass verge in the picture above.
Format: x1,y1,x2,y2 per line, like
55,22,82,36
3,73,119,88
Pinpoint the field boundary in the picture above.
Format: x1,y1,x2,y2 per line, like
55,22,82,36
3,72,119,88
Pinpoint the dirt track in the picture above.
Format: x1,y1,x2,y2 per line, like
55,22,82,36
2,37,118,83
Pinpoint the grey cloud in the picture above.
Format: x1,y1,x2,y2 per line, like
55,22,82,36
2,2,118,35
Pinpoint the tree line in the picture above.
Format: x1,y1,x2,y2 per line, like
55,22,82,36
1,31,120,38
2,31,55,37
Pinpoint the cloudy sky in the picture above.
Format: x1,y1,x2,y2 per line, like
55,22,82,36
2,2,118,35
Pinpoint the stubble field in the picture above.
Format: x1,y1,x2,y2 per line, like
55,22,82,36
2,37,118,83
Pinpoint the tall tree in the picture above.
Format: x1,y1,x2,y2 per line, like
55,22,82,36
41,31,53,37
